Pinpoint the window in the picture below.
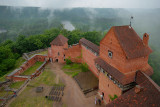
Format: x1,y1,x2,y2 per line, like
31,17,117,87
108,50,113,58
58,52,60,56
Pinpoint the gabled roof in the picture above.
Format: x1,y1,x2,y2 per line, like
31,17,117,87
80,38,100,54
50,35,68,46
102,26,152,59
106,71,160,107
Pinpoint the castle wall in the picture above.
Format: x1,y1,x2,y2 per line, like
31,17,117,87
64,44,82,63
99,72,122,103
81,45,99,78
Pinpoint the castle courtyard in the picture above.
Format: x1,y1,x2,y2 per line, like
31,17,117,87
8,62,105,107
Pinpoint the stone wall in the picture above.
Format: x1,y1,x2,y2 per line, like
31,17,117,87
23,48,49,60
81,45,99,78
99,72,122,103
6,55,48,81
64,44,82,63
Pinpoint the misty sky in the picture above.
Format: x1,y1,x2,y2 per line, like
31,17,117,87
0,0,160,8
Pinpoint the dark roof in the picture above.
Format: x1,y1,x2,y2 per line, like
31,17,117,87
79,38,99,54
112,26,152,59
94,57,135,85
50,35,68,46
106,71,160,107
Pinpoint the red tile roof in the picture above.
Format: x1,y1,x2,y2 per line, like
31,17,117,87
50,35,68,46
80,38,100,54
106,71,160,107
94,57,135,85
113,26,152,59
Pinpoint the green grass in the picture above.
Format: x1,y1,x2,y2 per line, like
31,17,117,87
21,62,43,75
10,81,25,89
63,63,82,77
0,57,26,82
30,50,48,57
9,90,53,107
9,65,64,107
37,51,48,55
29,69,57,87
0,91,13,97
63,63,81,69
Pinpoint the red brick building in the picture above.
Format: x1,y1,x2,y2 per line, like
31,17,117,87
48,25,160,105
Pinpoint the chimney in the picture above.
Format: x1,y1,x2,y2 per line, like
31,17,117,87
143,33,149,46
135,85,143,94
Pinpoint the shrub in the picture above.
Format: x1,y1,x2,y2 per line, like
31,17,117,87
65,58,72,65
109,94,118,101
81,63,89,72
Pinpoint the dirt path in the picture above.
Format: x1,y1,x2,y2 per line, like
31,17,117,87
50,63,105,107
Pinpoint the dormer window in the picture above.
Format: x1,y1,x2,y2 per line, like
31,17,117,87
108,50,113,58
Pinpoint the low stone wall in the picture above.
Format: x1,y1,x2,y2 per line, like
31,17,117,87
11,76,30,81
6,54,48,81
23,48,49,60
0,79,30,107
30,61,49,79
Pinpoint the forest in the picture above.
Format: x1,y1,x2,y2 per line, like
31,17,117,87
0,6,160,86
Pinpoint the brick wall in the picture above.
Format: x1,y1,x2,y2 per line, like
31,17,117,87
12,76,29,81
99,72,122,103
81,45,99,78
50,43,68,63
6,55,48,81
100,28,151,75
64,44,82,63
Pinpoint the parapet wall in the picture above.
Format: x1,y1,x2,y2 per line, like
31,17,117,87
64,44,82,63
6,54,48,81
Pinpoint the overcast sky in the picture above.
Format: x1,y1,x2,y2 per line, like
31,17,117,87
0,0,160,8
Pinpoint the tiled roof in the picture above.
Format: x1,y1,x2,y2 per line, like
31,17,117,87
79,38,100,54
94,57,135,85
50,35,68,46
113,26,152,59
106,71,160,107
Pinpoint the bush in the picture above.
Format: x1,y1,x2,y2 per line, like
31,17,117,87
81,63,89,72
109,94,118,101
65,58,72,65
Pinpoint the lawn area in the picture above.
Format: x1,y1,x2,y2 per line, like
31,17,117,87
0,91,13,97
37,50,48,55
9,65,64,107
0,57,26,82
29,68,57,87
10,81,25,89
21,62,43,75
63,63,83,77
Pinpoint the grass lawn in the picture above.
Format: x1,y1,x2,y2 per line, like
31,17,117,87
21,62,43,75
9,65,64,107
10,81,25,89
0,91,13,97
63,63,82,77
37,50,48,55
0,57,26,82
